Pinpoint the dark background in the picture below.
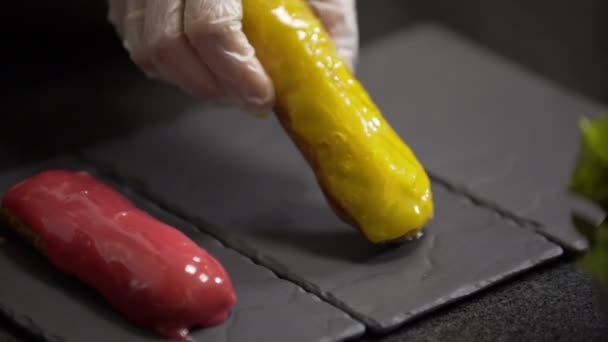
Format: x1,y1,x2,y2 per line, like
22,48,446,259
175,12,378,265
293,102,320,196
1,1,608,341
3,0,607,170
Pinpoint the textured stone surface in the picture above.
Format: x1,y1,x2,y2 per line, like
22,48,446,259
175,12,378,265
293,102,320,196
84,106,562,331
356,23,606,250
0,157,364,342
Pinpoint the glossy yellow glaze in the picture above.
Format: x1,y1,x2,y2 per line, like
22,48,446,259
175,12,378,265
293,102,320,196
242,0,434,243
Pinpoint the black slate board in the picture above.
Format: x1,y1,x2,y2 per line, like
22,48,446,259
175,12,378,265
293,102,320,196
83,105,563,331
355,23,606,251
0,157,364,342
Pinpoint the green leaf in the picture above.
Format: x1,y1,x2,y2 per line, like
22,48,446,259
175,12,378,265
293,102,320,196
569,115,608,212
570,115,608,283
572,212,599,246
578,221,608,283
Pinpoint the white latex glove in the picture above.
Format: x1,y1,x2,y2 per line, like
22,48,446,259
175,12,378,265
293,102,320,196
107,0,358,114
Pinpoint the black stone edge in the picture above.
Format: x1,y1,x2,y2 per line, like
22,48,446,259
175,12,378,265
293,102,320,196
362,23,596,253
0,155,366,342
75,152,566,333
365,22,608,119
374,245,563,333
0,302,64,342
427,172,586,252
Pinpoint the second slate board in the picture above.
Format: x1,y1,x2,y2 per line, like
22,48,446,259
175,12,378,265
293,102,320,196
356,23,607,251
84,105,563,331
0,157,364,342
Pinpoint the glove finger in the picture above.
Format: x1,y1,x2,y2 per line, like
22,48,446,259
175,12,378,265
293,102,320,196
124,0,158,78
107,0,126,37
184,0,275,113
309,0,359,71
144,0,225,100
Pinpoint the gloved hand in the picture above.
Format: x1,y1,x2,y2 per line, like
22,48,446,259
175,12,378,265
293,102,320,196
107,0,358,114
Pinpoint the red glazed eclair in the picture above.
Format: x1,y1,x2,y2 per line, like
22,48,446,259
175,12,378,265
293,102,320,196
0,170,236,341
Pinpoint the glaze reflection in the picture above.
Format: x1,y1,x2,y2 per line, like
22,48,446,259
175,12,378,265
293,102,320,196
2,170,237,341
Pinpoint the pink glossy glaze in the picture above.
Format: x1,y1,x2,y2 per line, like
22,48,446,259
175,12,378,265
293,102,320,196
2,170,236,341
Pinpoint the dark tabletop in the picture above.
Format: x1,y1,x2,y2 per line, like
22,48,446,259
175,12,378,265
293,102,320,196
2,6,608,341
